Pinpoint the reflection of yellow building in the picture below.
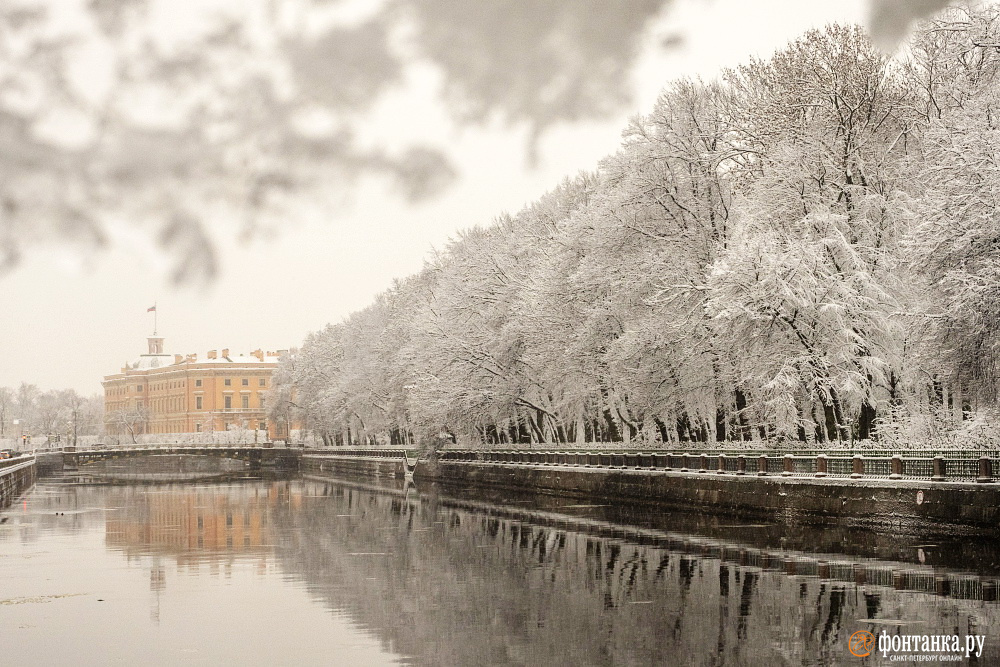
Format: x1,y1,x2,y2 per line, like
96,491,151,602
104,484,286,554
103,336,290,438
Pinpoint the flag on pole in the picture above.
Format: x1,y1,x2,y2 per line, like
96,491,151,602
148,303,158,336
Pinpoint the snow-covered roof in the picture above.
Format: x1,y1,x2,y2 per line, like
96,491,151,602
128,354,174,370
192,354,276,364
115,339,285,376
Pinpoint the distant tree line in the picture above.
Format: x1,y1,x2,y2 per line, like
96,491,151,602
270,8,1000,449
0,384,103,446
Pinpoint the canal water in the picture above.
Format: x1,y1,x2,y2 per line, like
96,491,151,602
3,466,1000,665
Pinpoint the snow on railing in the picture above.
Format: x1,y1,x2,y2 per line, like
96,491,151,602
422,449,1000,483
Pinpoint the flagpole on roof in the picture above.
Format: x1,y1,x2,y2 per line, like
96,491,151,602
148,302,157,336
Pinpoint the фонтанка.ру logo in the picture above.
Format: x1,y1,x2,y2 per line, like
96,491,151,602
849,631,876,657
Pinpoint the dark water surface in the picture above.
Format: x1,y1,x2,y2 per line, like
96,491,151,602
3,469,1000,666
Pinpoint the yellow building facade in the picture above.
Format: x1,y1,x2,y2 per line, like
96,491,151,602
103,337,288,438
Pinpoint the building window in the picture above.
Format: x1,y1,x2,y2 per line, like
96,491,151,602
259,421,266,431
259,378,266,387
137,385,143,391
195,396,203,410
241,395,249,409
224,395,232,410
259,395,265,410
195,423,202,432
241,378,249,386
224,378,231,386
195,379,202,387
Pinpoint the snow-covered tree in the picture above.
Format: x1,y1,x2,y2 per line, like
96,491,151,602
707,24,918,442
106,403,148,443
277,10,1000,450
0,387,12,437
907,6,1000,402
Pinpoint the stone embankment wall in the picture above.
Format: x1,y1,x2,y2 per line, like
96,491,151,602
302,450,1000,535
300,452,407,479
0,457,37,510
32,446,302,476
427,461,1000,535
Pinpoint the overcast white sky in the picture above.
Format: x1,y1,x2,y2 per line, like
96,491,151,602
1,0,867,394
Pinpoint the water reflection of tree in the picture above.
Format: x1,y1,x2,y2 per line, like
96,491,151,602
273,479,1000,666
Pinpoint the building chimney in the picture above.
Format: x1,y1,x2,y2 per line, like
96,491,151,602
208,350,217,359
174,354,183,364
252,349,264,361
222,348,229,359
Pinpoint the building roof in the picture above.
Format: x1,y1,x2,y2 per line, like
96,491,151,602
128,354,175,371
124,353,276,371
189,354,276,365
